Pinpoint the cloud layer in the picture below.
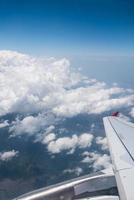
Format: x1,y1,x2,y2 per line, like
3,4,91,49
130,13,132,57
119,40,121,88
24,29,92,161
0,50,134,119
0,50,134,174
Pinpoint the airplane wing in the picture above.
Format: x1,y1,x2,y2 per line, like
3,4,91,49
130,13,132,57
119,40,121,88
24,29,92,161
103,116,134,200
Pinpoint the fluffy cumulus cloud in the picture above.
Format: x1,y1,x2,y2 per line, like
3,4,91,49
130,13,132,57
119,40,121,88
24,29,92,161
96,136,108,150
92,153,111,171
0,50,80,116
42,133,56,144
9,114,55,137
47,133,93,154
81,151,111,171
53,86,134,117
0,50,134,120
0,150,18,161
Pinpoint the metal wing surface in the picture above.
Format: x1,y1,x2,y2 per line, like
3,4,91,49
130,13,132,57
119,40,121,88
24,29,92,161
103,116,134,200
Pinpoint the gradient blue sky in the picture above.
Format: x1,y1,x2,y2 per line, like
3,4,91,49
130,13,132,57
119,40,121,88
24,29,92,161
0,0,134,56
0,0,134,86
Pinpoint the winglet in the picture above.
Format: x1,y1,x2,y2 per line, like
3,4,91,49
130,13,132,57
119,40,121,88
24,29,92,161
111,112,119,117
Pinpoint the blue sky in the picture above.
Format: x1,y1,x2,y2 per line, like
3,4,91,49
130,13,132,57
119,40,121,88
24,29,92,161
0,0,134,85
0,0,134,56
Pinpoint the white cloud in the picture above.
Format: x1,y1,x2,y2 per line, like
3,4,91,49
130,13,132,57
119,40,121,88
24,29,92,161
0,120,9,128
0,150,18,161
42,133,56,144
53,90,134,117
47,135,78,154
33,125,56,143
81,152,111,171
0,50,80,116
0,50,134,121
0,50,134,142
92,153,111,171
47,133,93,154
78,133,93,148
9,114,55,137
9,115,44,136
63,167,83,176
96,136,108,150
